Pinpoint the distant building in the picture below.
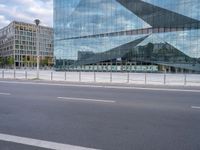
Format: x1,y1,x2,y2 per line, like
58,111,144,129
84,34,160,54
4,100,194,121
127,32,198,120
54,0,200,73
78,51,95,61
0,21,53,68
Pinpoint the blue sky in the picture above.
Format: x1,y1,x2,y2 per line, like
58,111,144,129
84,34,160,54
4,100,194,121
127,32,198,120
0,0,53,28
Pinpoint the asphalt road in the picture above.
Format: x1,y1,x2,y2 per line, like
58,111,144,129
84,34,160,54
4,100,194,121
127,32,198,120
0,80,200,150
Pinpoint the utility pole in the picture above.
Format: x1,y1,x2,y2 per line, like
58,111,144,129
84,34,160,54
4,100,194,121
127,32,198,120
34,19,40,79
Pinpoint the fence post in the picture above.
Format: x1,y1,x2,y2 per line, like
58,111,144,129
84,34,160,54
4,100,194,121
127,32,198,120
65,71,67,81
94,71,96,83
79,71,81,82
144,66,148,85
14,70,16,79
184,74,187,86
51,72,53,81
25,71,27,80
164,71,166,85
127,72,129,83
145,72,147,85
2,70,4,79
110,72,112,83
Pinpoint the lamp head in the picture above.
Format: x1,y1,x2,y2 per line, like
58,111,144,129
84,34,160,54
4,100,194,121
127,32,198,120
34,19,40,26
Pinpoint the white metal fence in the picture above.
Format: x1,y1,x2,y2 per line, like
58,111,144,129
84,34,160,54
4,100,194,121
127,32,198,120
0,69,200,86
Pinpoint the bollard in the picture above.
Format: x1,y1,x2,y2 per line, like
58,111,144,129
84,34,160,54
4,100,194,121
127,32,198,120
94,72,96,83
51,72,53,81
2,70,4,79
79,71,81,82
127,72,130,83
65,71,67,81
145,72,147,85
164,72,166,85
110,72,112,83
25,71,27,80
14,70,16,79
184,74,187,86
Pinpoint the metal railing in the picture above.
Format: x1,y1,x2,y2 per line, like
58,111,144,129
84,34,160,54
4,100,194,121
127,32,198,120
0,69,200,86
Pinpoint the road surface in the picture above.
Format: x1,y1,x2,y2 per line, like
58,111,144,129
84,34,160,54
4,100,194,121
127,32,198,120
0,80,200,150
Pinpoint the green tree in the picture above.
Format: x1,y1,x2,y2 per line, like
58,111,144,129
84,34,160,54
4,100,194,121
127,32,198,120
43,57,49,67
29,56,36,67
41,57,52,67
22,56,28,68
48,57,54,67
7,56,14,68
0,56,3,67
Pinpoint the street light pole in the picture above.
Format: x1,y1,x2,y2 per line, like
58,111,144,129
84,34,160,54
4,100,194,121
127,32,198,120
34,19,40,79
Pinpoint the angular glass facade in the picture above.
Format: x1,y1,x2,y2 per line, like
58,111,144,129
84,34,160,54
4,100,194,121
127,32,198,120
54,0,200,72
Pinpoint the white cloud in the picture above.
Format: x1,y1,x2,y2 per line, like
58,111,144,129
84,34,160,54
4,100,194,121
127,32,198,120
0,0,53,28
0,15,10,28
0,4,6,8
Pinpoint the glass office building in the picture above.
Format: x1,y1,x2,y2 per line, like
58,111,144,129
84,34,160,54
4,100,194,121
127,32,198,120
54,0,200,72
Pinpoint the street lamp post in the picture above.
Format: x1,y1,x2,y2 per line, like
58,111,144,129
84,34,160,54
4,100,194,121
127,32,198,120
34,19,40,79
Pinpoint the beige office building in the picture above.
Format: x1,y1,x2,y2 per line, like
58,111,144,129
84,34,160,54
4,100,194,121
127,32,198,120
0,21,53,68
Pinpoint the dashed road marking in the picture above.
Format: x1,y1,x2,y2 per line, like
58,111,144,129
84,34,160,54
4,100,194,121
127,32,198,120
191,106,200,109
58,97,116,103
0,92,11,96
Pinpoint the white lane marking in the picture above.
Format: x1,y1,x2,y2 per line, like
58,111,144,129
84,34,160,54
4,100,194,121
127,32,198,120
58,97,116,103
0,80,200,93
0,92,11,96
191,106,200,109
0,133,99,150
